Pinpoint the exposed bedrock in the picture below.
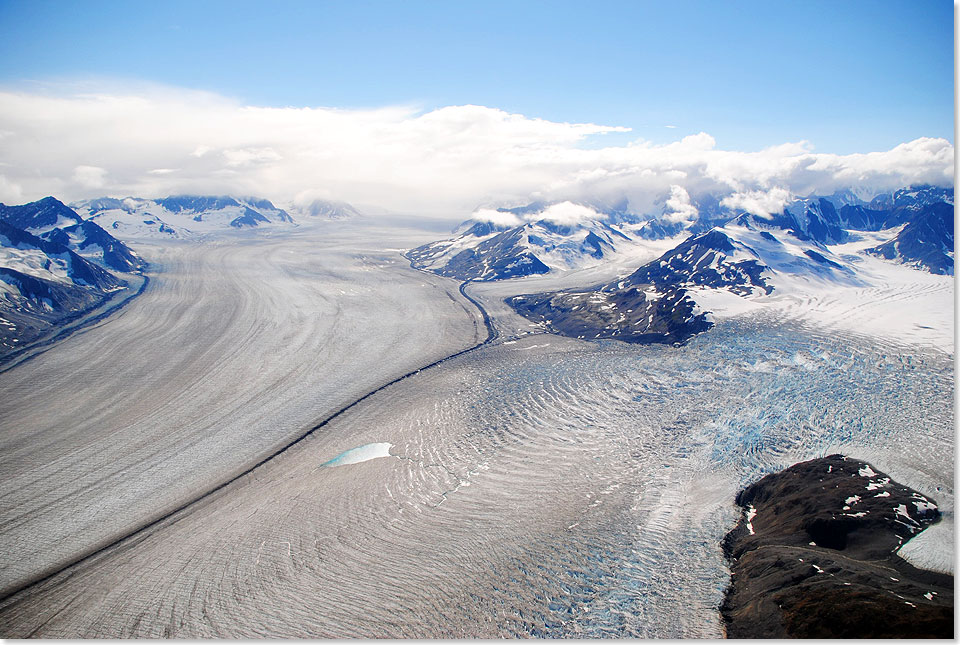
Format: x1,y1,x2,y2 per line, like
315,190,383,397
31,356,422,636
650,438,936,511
507,285,712,346
721,454,953,639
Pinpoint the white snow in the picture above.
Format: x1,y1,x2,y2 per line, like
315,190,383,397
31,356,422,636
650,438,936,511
678,226,954,354
685,286,763,320
745,504,757,535
513,343,551,351
859,465,877,477
70,197,295,242
894,504,914,522
0,245,73,284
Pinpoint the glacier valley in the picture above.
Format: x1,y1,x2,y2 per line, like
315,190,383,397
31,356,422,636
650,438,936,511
0,214,952,638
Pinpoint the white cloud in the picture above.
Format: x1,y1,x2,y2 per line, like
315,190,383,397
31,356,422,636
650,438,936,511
662,185,698,224
0,84,952,219
720,187,792,218
222,147,282,167
535,201,604,226
470,208,523,227
0,174,23,203
147,168,179,175
71,165,107,188
470,201,604,228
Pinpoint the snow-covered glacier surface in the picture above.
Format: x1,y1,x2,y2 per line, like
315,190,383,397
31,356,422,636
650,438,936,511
0,270,951,639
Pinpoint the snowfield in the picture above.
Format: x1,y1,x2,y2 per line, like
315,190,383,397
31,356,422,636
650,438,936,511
690,228,954,354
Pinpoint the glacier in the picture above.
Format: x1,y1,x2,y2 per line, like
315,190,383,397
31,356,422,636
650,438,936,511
0,216,950,638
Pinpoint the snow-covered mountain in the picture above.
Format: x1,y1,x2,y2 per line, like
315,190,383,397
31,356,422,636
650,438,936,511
71,195,295,239
507,221,858,345
761,186,954,247
0,195,85,233
292,199,362,220
0,219,127,292
505,185,953,346
0,197,146,358
408,201,701,281
408,217,627,280
865,201,954,275
40,219,144,274
413,186,953,286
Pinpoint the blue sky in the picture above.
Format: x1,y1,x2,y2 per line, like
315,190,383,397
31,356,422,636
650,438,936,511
0,1,953,211
0,0,953,153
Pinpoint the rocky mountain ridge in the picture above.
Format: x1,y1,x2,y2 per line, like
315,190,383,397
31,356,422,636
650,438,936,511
501,185,952,346
0,197,146,359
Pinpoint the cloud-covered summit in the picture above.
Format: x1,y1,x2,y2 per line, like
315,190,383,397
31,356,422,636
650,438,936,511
0,85,952,219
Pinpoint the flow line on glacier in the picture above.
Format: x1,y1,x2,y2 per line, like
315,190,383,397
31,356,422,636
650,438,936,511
0,274,496,605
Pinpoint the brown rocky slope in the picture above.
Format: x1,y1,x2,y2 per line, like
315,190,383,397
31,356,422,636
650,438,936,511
721,454,953,638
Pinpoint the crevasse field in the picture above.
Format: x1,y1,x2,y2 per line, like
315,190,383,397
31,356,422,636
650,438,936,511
0,219,952,638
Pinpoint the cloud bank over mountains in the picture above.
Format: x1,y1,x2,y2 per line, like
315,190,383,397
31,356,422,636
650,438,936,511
0,85,953,218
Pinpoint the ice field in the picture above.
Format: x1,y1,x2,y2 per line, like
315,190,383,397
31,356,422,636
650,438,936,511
0,220,953,637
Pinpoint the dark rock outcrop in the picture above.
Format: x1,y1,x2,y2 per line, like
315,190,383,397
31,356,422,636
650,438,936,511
507,285,712,346
722,455,953,639
621,228,772,296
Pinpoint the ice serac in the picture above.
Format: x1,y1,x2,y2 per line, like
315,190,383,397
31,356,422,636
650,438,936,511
722,454,953,639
